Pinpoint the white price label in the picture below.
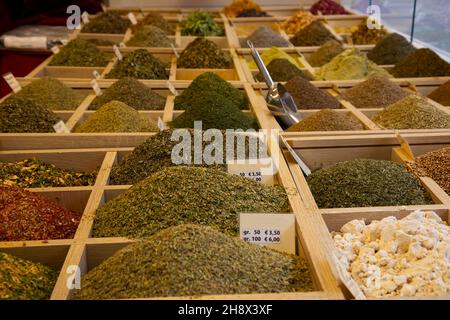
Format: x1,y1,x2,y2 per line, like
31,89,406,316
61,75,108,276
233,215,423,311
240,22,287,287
3,36,47,49
119,42,126,48
50,46,60,54
227,158,274,185
90,79,102,96
242,229,281,244
157,117,166,131
113,45,123,60
127,12,138,25
81,11,90,24
53,120,70,133
166,81,178,96
92,70,101,79
170,43,179,58
2,72,22,93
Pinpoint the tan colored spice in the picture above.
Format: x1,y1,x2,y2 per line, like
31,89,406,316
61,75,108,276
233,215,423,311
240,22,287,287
286,109,364,132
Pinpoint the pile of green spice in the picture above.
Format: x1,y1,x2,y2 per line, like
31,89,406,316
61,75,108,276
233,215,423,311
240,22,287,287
4,77,83,110
256,58,311,82
290,21,338,47
428,80,450,106
82,11,130,34
244,26,290,48
75,101,158,133
177,37,232,69
180,11,224,36
367,33,416,65
0,97,61,133
286,109,363,132
407,147,450,195
351,19,388,45
0,252,57,300
0,158,96,188
93,166,289,238
391,48,450,78
174,72,248,110
247,46,303,69
372,95,450,129
48,39,109,67
339,75,411,108
85,38,116,46
131,12,175,35
284,76,340,109
0,186,81,241
75,224,312,299
306,159,431,208
105,49,168,79
126,25,172,47
307,39,344,67
89,78,166,110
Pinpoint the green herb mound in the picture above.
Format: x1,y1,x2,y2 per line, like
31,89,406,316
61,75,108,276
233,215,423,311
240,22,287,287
131,12,175,35
48,39,109,67
82,11,130,34
177,37,232,69
307,159,432,208
180,11,224,36
126,25,172,47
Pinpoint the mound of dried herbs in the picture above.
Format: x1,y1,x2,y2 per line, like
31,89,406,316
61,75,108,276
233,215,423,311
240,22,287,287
85,38,116,46
310,0,348,15
307,39,344,67
126,25,172,47
339,75,411,108
0,97,61,133
284,76,340,109
105,49,168,79
372,95,450,129
367,33,416,65
82,11,130,34
286,109,363,132
177,37,232,69
306,159,432,208
174,72,248,110
93,166,289,238
75,101,158,133
0,158,96,188
290,21,338,47
244,27,290,48
391,48,450,78
89,78,165,110
180,11,224,36
0,186,81,241
131,12,175,35
236,9,270,17
428,80,450,106
256,58,311,82
48,39,109,67
247,46,303,69
0,252,57,300
351,19,388,45
224,0,263,17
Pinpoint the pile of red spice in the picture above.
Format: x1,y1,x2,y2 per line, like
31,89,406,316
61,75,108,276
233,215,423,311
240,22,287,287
310,0,348,15
0,186,81,241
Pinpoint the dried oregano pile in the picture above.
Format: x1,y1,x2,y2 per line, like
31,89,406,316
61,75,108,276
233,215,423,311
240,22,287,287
74,224,312,299
105,49,168,79
93,166,289,238
0,97,61,133
428,80,450,106
180,11,224,36
244,27,290,48
367,33,416,65
256,58,311,82
86,38,116,46
0,158,96,188
174,72,248,110
126,25,172,47
286,109,363,132
307,40,344,67
82,11,130,34
0,252,57,300
351,19,388,45
48,39,109,67
284,76,340,109
0,186,81,241
372,95,450,129
75,101,158,133
89,78,166,110
290,21,337,47
391,48,450,78
131,12,175,35
307,159,432,208
247,46,303,69
177,37,232,69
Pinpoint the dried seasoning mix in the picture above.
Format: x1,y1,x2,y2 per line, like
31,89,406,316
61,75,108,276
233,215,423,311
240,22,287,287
306,159,432,208
310,0,348,15
351,19,388,45
290,20,337,47
93,166,289,238
280,10,314,35
391,48,450,78
244,27,290,48
75,224,313,299
180,11,224,36
85,38,116,46
307,39,344,67
223,0,263,17
286,109,363,132
131,12,175,35
82,11,130,34
236,9,270,17
177,37,232,69
126,25,172,47
247,46,303,69
256,58,311,82
48,39,109,67
284,76,340,109
367,33,416,65
428,80,450,106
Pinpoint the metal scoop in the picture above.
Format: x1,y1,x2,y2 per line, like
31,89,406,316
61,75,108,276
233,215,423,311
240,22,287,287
247,40,301,129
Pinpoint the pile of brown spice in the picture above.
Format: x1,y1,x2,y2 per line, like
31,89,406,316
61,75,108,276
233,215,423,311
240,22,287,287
290,20,338,47
284,76,340,109
428,80,450,106
307,39,344,67
286,109,364,132
351,19,388,45
255,59,311,82
391,48,450,78
131,12,175,35
367,33,416,65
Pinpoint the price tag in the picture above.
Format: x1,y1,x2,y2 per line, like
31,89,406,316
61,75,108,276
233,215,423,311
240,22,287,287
2,72,22,93
170,43,179,58
166,81,178,96
113,45,123,60
50,46,60,54
119,41,126,48
81,11,90,24
92,70,101,80
90,79,102,96
53,120,70,133
227,157,275,185
157,117,166,131
240,213,295,254
127,12,138,25
3,36,47,49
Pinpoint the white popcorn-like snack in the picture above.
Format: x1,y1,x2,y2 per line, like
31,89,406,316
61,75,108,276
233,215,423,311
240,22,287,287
333,210,449,298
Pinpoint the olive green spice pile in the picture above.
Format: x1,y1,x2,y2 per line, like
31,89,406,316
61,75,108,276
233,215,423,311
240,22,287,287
428,80,450,106
391,48,450,78
339,75,411,109
75,101,158,133
105,49,168,79
93,166,289,238
89,77,166,110
85,38,116,46
286,109,363,132
284,76,340,109
126,25,172,47
306,159,431,208
372,95,450,129
290,21,338,47
177,37,232,69
244,26,290,48
131,12,175,35
407,147,450,195
367,33,416,65
0,158,96,188
256,58,311,82
307,39,344,67
174,72,248,110
0,97,61,133
82,11,130,34
75,224,312,299
351,19,388,45
0,252,57,300
180,11,224,36
48,39,109,67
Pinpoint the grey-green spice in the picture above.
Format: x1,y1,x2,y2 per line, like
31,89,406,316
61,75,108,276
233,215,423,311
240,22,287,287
290,21,338,47
177,37,233,69
126,25,172,47
82,11,130,34
48,39,109,67
307,39,344,67
244,26,290,48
